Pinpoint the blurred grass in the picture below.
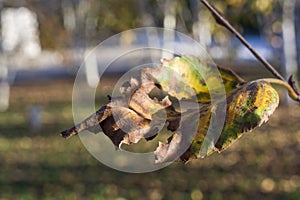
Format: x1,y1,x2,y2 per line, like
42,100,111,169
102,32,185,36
0,78,300,200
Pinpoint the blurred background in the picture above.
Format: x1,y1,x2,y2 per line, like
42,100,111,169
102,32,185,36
0,0,300,199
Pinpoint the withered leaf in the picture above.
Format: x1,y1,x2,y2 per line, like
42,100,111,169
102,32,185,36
61,55,279,163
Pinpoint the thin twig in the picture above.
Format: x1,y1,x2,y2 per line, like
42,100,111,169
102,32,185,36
200,0,285,81
200,0,300,102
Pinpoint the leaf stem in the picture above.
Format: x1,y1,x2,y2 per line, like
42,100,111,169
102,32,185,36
256,78,300,102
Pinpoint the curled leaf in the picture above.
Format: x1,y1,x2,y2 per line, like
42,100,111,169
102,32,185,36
61,55,280,164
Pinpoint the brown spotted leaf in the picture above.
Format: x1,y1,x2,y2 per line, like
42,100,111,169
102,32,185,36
61,55,280,164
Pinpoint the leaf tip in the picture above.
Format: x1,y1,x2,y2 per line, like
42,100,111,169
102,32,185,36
60,127,78,139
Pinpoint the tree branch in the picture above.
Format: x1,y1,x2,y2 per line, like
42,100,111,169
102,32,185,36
200,0,300,102
200,0,286,81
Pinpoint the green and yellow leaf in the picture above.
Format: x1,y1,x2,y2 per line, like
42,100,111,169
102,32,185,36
61,55,281,164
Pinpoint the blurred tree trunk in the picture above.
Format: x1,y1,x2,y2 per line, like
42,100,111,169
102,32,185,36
62,0,76,34
162,0,177,59
0,2,10,111
282,0,298,103
295,0,300,79
198,5,212,49
138,0,155,27
189,0,199,40
189,0,212,49
61,0,90,48
138,0,162,62
282,0,297,78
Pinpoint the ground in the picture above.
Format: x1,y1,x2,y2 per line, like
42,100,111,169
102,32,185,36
0,77,299,200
